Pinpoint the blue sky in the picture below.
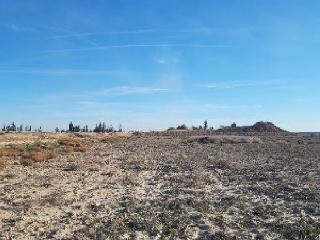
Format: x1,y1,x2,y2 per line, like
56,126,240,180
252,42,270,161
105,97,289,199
1,0,320,131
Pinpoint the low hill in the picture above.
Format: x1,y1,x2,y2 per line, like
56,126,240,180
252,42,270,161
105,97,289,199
250,121,286,132
217,121,286,133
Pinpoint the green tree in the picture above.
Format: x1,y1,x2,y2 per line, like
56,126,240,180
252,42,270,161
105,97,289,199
204,120,208,130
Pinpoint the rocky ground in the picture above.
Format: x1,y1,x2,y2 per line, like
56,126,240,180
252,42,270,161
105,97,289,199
0,132,319,239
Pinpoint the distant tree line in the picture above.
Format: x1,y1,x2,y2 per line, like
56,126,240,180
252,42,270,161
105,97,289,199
64,122,122,133
67,122,89,133
1,122,39,132
93,122,122,133
1,121,123,133
168,120,213,131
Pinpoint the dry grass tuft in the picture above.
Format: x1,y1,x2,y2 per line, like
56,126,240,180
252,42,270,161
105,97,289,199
0,158,6,170
100,135,127,144
58,137,86,147
73,146,87,153
20,158,33,166
28,151,58,163
57,136,89,153
0,146,24,158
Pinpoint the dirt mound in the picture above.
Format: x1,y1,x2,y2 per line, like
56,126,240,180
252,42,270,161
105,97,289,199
251,121,285,132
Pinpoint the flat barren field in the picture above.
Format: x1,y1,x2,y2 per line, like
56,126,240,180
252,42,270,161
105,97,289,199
0,132,319,239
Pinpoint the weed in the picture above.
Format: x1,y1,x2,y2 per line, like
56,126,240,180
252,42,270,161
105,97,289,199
4,172,15,179
169,228,178,236
25,143,32,152
299,217,319,239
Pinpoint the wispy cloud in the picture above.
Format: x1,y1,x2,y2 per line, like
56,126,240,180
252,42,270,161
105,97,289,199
0,67,127,76
95,86,167,96
204,103,229,109
74,101,119,109
201,81,257,89
48,86,169,100
43,26,98,47
1,23,41,33
49,29,156,38
200,79,286,89
204,103,262,109
239,104,262,109
43,44,231,53
47,28,220,39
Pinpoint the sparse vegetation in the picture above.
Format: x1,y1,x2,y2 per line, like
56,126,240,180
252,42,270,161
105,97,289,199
0,143,58,163
0,131,319,239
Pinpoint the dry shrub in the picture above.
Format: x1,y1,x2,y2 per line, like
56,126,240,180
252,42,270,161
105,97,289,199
215,159,231,169
21,151,31,159
29,151,58,163
31,146,44,152
63,162,79,171
0,148,9,157
0,159,6,170
58,137,86,147
73,133,88,138
58,137,88,152
73,146,87,153
59,146,73,154
100,135,127,144
20,159,33,166
0,147,24,158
